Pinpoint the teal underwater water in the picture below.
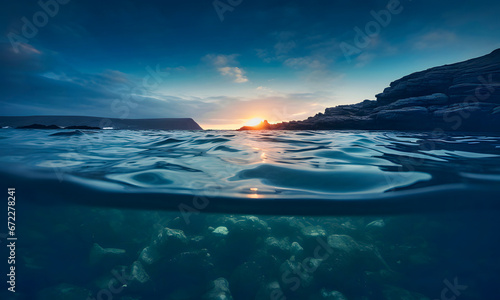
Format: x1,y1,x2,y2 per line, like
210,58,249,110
1,129,500,299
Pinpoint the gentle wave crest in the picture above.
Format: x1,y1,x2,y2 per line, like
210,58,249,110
1,129,500,213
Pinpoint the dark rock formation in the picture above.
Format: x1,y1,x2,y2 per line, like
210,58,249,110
1,116,203,130
376,48,500,104
65,125,101,130
17,124,62,129
17,124,100,130
240,49,500,132
237,120,272,131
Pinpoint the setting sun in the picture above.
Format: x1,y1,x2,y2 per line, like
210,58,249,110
243,118,264,127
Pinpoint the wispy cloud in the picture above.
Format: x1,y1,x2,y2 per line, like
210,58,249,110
205,54,238,67
204,54,249,83
284,56,326,69
354,52,376,68
218,66,248,83
413,30,457,50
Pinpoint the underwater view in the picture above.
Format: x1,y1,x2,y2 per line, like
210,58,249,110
1,129,500,299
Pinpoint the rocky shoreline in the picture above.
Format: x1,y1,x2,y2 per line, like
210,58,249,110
17,124,101,130
0,116,204,130
240,49,500,132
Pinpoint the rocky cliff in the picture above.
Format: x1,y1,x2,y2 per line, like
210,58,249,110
0,116,204,130
249,49,500,132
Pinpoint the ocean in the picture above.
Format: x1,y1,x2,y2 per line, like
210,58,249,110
1,129,500,299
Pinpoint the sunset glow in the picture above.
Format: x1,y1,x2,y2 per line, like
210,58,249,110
244,118,264,127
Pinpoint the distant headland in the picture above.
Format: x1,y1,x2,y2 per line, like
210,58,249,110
0,116,203,130
240,49,500,132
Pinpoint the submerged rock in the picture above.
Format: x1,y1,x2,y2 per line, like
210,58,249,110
131,260,150,283
89,243,127,265
166,249,215,277
139,246,158,265
327,234,360,253
255,281,285,300
313,233,391,293
224,216,270,255
366,219,386,230
382,285,430,300
266,216,309,237
301,226,327,238
265,236,292,256
212,226,229,237
37,283,92,300
300,225,327,252
290,241,304,256
309,289,348,300
127,260,151,292
152,227,188,253
279,258,316,289
203,278,234,300
138,227,189,267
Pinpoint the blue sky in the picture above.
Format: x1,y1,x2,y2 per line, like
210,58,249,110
1,0,499,129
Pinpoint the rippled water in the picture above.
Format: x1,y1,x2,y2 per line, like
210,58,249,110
2,129,500,300
1,129,500,214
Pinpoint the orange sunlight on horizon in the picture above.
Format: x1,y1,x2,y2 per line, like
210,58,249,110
201,117,270,130
243,117,265,127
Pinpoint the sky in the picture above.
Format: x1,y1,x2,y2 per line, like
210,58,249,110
1,0,499,129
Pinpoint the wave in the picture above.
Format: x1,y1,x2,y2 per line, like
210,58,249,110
1,129,500,214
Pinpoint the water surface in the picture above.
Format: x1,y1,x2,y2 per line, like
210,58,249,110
1,129,499,214
1,129,500,300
